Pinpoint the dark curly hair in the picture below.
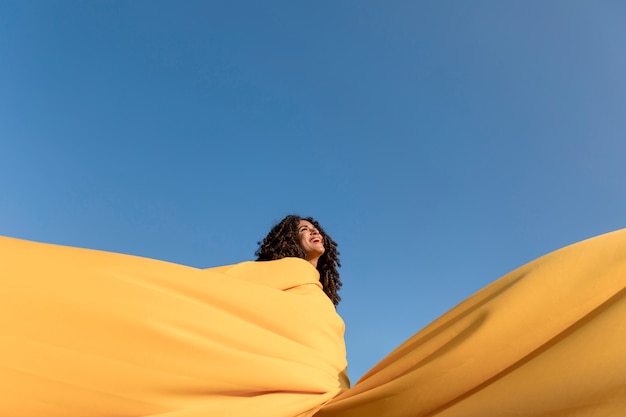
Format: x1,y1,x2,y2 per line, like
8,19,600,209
255,214,342,306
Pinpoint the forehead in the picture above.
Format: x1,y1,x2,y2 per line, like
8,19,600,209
298,220,315,228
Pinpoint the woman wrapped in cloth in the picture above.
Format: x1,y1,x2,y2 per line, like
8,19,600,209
1,215,626,417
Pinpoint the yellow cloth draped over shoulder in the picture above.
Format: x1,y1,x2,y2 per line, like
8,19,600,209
1,229,626,416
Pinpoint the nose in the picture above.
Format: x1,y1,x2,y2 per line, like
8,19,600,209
311,228,319,235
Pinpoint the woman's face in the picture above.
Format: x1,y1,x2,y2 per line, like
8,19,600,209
297,220,325,266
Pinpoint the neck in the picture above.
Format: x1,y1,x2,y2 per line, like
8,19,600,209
306,256,319,268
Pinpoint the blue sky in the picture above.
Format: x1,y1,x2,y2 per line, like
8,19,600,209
2,1,626,382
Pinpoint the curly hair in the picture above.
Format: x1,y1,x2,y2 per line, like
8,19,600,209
255,214,342,306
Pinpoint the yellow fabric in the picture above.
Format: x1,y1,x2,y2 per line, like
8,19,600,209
0,237,347,417
319,229,626,417
1,229,626,416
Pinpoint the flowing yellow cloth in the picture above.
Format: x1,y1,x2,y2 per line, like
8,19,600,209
0,236,347,417
2,229,626,416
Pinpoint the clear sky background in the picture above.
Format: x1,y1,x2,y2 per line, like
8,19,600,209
2,1,626,382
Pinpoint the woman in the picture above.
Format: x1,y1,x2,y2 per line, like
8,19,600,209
0,217,349,417
256,215,342,306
